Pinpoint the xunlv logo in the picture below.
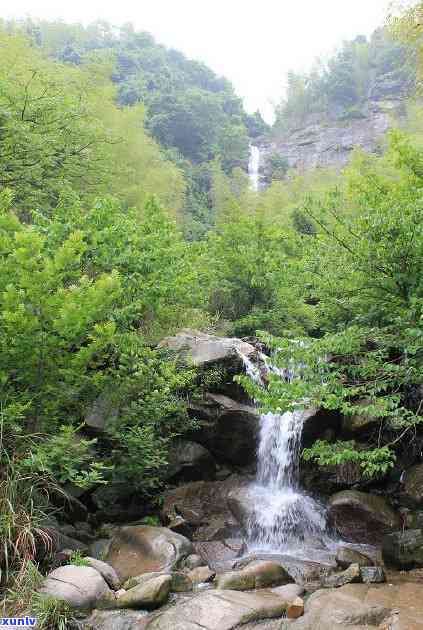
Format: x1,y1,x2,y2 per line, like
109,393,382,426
0,619,36,626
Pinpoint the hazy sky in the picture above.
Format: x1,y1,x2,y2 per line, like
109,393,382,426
4,0,394,121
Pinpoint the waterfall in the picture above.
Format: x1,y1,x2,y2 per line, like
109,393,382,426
240,352,329,554
248,144,260,191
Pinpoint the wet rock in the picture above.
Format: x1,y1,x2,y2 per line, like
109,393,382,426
336,547,374,569
144,589,291,629
114,575,171,609
401,463,423,507
161,477,246,541
359,567,385,583
84,557,121,590
188,566,215,585
39,565,111,610
280,585,391,629
158,329,255,367
321,563,361,588
328,490,400,543
215,560,292,591
382,529,423,568
106,526,193,581
165,440,216,482
194,539,244,571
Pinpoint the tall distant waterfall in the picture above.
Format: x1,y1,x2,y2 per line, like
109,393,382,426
241,353,329,554
248,145,260,191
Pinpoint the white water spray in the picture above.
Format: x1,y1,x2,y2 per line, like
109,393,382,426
240,352,329,554
248,145,260,191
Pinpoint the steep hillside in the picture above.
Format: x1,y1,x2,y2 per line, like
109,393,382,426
258,29,414,184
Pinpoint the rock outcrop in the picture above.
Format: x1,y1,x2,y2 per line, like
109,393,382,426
258,72,409,182
159,329,255,367
328,490,400,543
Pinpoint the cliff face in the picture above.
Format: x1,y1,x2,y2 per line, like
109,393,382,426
259,72,410,181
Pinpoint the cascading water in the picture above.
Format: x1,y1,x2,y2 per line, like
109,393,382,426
248,144,260,191
241,352,330,555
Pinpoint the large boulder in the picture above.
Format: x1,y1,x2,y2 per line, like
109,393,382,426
83,610,149,629
382,529,423,568
39,565,111,610
328,490,400,543
280,585,391,629
192,394,259,466
215,560,292,591
161,477,247,541
143,589,292,630
106,526,193,581
165,440,216,482
401,463,423,507
159,329,255,367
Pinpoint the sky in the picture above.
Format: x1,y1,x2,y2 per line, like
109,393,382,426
3,0,394,122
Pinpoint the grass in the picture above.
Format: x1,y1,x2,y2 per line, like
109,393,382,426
2,560,76,629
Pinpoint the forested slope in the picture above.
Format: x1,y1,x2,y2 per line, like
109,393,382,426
0,9,421,628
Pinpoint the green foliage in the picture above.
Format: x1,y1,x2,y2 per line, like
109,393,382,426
1,559,74,629
274,28,412,133
0,189,204,496
0,27,185,216
302,440,396,478
239,132,422,478
11,19,251,230
20,426,110,489
68,550,89,566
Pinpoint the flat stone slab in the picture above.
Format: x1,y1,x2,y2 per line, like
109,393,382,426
141,589,290,630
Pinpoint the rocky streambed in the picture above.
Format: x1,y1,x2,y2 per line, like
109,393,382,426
38,331,423,629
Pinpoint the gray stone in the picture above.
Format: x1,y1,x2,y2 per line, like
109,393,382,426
144,589,291,630
271,583,305,600
39,565,111,610
328,490,400,543
106,526,193,581
336,547,374,569
158,329,255,367
359,567,385,583
161,477,246,542
165,440,216,481
83,609,148,629
321,563,361,588
280,585,391,629
215,560,292,591
114,575,171,609
401,463,423,507
382,529,423,568
85,557,121,590
85,390,119,431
